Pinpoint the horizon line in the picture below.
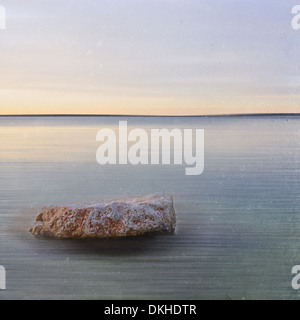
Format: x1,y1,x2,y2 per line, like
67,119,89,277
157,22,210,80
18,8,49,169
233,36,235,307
0,113,300,118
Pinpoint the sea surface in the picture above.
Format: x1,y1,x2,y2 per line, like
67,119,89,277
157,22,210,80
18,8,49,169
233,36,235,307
0,115,300,300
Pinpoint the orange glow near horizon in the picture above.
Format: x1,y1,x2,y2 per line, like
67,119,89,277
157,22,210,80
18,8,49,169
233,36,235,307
0,89,299,116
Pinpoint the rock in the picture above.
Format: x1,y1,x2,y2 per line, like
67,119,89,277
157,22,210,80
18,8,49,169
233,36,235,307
29,193,176,239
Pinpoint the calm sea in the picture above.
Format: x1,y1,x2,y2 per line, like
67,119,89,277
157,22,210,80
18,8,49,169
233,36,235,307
0,115,300,300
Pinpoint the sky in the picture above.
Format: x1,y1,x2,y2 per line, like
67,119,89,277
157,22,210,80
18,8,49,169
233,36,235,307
0,0,299,115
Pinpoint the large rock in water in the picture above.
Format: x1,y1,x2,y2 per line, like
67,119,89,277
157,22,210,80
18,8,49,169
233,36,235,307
29,193,176,239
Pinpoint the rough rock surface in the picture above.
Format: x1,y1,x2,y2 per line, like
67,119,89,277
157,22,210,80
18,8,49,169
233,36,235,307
29,193,176,239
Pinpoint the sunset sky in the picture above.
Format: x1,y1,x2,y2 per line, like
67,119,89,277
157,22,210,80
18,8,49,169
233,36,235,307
0,0,299,115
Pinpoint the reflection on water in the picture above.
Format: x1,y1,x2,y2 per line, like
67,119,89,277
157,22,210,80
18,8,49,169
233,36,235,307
0,116,300,299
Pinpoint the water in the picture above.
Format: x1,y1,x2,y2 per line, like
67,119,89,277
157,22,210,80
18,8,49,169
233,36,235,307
0,115,300,300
